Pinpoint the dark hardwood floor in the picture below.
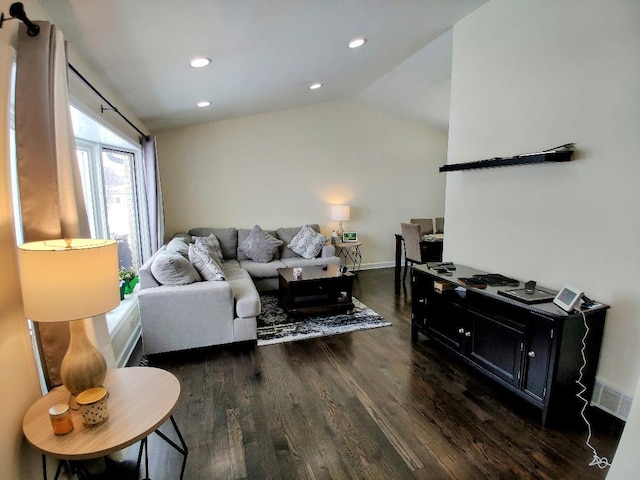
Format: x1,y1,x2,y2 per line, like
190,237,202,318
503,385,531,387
125,268,622,479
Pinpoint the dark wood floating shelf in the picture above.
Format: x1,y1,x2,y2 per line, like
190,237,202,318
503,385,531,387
440,144,574,172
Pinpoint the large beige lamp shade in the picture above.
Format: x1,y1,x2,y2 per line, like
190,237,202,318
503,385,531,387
331,205,350,237
18,239,119,404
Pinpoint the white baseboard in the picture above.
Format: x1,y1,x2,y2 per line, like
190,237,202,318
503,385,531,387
359,261,395,270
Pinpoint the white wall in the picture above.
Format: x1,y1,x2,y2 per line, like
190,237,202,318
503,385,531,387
445,0,640,473
447,0,640,397
157,100,448,266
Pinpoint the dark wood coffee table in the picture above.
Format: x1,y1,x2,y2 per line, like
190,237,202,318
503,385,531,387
277,264,355,315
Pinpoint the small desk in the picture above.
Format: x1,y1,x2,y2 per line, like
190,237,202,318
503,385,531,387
394,234,444,292
335,241,363,275
23,367,188,480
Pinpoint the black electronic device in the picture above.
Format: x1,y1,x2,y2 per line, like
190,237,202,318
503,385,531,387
498,287,557,304
431,262,456,271
553,285,584,312
471,273,519,287
458,277,487,288
430,267,452,275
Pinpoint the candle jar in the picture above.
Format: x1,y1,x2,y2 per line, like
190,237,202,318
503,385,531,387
49,404,74,435
77,387,109,426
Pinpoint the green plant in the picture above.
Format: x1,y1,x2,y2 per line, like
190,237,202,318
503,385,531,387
119,267,137,282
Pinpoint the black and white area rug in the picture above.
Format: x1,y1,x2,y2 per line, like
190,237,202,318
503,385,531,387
257,294,392,346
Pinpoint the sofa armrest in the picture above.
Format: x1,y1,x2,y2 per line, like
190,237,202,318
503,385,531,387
137,281,236,354
138,281,234,326
139,268,160,289
320,245,336,257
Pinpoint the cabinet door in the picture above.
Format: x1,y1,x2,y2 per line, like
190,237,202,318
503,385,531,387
468,310,525,387
522,313,554,402
426,299,470,353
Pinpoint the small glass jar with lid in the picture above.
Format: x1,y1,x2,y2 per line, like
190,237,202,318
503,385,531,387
49,403,74,435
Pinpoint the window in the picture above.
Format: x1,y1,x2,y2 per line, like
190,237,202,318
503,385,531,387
76,139,141,270
102,149,139,270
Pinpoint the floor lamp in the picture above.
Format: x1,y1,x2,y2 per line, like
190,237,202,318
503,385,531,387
18,238,120,407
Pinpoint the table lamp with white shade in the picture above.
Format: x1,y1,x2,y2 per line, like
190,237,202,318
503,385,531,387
18,238,120,407
331,205,350,237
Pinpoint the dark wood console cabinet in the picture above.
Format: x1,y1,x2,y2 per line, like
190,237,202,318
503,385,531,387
411,264,608,426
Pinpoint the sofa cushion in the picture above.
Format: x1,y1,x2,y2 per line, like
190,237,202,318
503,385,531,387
239,259,287,279
276,224,321,258
189,227,238,259
281,256,341,268
193,234,224,263
220,260,246,281
287,224,328,259
151,251,201,285
238,225,283,263
188,244,225,281
166,237,189,258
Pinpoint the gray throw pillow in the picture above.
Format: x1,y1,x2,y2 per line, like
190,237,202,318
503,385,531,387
188,244,225,281
287,224,328,259
150,251,201,285
239,225,283,263
165,237,189,258
193,234,224,263
172,232,192,243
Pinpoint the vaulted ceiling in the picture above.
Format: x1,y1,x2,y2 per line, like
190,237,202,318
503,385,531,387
41,0,487,133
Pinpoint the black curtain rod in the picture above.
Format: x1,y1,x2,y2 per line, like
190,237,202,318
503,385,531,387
67,62,150,142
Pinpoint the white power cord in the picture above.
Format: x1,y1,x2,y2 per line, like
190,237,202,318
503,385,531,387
576,309,611,469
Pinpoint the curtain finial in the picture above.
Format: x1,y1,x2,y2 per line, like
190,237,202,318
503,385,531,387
0,2,40,37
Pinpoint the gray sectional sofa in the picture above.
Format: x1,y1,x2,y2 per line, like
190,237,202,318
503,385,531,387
137,224,341,355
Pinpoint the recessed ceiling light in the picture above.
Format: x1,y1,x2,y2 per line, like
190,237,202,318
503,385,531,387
196,101,211,108
190,57,212,68
348,37,367,49
309,82,323,90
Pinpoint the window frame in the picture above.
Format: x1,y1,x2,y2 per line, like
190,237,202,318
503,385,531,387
75,139,144,270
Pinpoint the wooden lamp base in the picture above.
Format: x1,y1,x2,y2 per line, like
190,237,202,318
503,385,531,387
60,319,107,409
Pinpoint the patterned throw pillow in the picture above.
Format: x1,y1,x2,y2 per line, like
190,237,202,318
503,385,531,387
188,244,225,281
193,234,224,263
239,225,284,263
287,224,328,259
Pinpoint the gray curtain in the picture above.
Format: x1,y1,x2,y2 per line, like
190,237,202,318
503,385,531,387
141,135,164,261
15,22,90,388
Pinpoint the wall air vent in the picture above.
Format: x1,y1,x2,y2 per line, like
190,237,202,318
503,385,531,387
440,143,574,172
591,380,633,421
